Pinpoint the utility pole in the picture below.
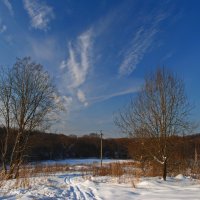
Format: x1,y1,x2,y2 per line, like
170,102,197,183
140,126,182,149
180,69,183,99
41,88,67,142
100,130,103,168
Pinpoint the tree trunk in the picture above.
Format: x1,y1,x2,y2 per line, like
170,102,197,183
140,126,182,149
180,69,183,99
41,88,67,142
163,159,167,181
2,160,7,174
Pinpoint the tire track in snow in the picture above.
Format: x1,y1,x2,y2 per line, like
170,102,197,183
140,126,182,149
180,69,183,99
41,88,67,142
64,173,102,200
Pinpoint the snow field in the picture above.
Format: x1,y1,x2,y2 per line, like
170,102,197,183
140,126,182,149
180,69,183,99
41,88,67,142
0,159,200,199
0,172,200,199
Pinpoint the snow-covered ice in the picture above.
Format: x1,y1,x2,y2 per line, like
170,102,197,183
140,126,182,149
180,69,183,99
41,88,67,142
38,158,131,166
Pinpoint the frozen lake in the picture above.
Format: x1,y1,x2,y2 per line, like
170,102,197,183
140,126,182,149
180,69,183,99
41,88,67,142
37,158,132,166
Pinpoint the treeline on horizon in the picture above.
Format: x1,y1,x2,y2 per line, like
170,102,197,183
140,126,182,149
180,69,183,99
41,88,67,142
0,127,199,163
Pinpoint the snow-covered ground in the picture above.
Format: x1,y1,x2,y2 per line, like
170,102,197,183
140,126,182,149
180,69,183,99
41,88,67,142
0,172,200,199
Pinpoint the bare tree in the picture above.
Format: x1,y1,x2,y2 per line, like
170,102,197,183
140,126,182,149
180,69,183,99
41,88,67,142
0,57,59,179
0,67,13,174
115,67,193,180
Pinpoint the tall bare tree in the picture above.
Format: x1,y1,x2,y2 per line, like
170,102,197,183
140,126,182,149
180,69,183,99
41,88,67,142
0,67,13,174
115,67,193,180
0,57,59,178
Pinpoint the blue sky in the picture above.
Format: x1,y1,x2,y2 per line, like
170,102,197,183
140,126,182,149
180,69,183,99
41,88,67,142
0,0,200,137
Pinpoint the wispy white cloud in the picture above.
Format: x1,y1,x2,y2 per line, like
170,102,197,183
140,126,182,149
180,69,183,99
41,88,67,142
0,19,13,44
119,27,157,76
161,52,173,62
60,60,67,70
0,19,7,33
59,28,93,108
65,29,93,88
2,0,14,16
54,94,73,112
90,86,140,103
119,13,168,76
48,94,73,128
77,89,88,107
29,37,57,61
23,0,54,31
0,24,6,33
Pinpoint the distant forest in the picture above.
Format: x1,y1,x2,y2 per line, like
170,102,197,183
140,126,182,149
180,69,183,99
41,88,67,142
0,128,199,163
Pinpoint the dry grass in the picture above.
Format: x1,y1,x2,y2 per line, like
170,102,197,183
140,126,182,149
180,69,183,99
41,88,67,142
0,163,70,190
90,161,147,177
28,163,69,177
89,161,144,186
